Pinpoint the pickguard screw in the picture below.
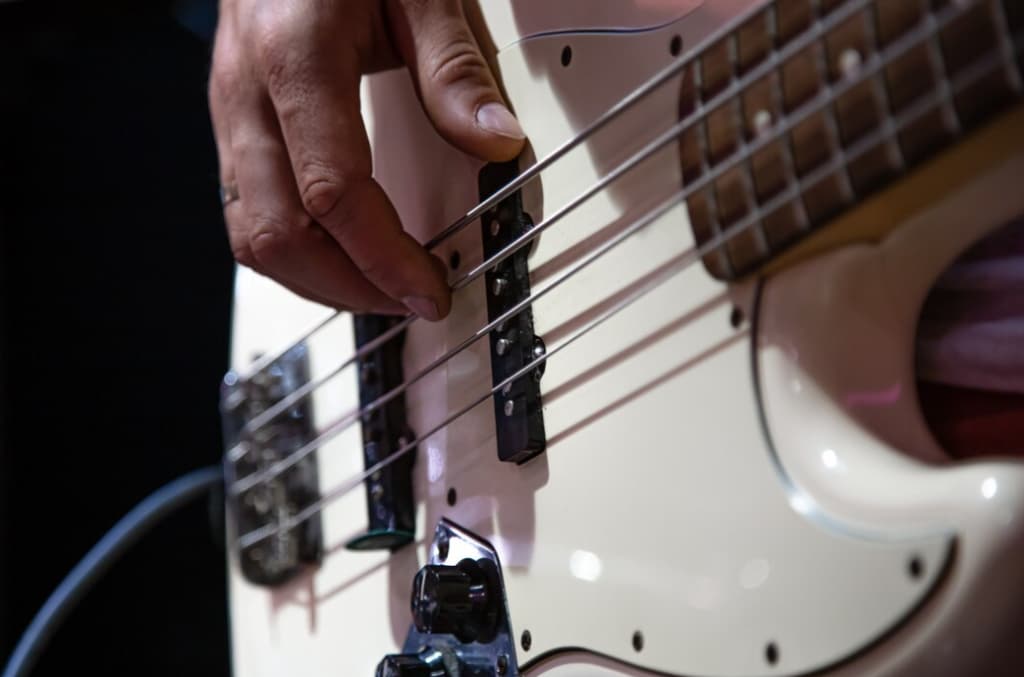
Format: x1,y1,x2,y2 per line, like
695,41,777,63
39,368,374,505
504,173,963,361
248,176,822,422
521,629,532,651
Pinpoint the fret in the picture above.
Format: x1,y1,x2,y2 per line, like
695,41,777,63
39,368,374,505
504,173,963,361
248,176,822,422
939,1,999,75
921,6,962,136
764,2,813,247
715,33,770,271
828,12,884,146
678,63,704,184
862,2,907,180
733,86,773,266
947,3,1019,128
715,38,1018,281
812,1,857,206
678,0,1023,280
688,53,736,280
991,0,1024,91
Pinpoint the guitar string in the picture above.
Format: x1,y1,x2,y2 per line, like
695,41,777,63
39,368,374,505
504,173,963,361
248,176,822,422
235,10,1021,547
234,0,879,385
228,0,888,461
227,0,982,490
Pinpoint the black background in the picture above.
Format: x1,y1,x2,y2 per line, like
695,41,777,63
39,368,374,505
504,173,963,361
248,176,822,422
1,2,233,674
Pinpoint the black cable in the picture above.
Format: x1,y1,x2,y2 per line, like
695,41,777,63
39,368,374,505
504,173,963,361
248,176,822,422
2,466,223,677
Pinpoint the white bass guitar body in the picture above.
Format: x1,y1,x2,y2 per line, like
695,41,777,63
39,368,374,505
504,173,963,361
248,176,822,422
223,1,1024,675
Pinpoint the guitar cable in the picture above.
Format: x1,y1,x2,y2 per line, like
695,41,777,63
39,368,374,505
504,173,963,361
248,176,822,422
2,466,224,677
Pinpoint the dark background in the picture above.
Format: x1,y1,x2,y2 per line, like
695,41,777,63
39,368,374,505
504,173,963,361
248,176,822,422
1,2,233,674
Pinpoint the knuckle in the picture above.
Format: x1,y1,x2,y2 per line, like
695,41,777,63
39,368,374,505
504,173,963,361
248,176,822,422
426,36,489,89
247,212,304,263
229,240,258,269
298,169,353,220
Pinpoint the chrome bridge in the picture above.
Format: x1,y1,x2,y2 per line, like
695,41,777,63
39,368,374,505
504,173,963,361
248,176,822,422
220,345,322,586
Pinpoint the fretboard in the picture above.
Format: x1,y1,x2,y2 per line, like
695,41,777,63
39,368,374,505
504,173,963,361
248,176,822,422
677,0,1024,280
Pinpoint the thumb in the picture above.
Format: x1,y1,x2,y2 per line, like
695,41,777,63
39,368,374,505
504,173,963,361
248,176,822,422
389,0,526,162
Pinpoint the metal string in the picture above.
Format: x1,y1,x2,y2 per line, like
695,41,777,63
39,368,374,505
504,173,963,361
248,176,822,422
228,0,888,460
234,0,879,383
228,0,979,476
235,1,1019,546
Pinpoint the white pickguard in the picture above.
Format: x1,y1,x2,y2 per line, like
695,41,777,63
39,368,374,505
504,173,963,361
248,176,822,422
226,3,1024,676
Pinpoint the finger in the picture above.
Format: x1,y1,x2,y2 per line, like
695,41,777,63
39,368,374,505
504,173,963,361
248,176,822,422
228,90,406,315
256,18,451,320
389,0,526,163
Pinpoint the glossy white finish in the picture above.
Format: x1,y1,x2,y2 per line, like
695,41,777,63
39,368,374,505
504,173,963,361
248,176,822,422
226,3,1022,676
757,155,1024,675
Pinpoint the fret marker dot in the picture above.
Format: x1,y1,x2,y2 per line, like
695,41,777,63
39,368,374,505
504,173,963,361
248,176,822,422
839,49,862,79
753,109,772,137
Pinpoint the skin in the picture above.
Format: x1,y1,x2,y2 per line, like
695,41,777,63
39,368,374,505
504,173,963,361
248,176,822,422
209,0,526,320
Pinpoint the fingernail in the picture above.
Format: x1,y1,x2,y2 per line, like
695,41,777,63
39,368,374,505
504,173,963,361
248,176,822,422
476,102,526,140
403,295,441,321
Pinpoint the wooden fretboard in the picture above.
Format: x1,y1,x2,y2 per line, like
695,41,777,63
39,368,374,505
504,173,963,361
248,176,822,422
677,0,1024,280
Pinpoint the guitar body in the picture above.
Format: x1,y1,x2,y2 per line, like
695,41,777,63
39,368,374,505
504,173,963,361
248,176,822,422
225,2,1024,675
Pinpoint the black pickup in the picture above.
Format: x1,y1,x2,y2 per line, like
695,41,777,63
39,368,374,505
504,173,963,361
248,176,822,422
345,314,417,552
479,161,547,465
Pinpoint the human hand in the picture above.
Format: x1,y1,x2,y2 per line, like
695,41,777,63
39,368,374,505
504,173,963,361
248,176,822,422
209,0,526,319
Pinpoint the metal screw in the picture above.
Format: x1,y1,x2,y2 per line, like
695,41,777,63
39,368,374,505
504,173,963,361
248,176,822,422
496,654,509,675
491,277,509,296
521,629,532,651
490,219,501,237
437,532,450,562
501,382,512,395
503,400,515,417
495,338,512,356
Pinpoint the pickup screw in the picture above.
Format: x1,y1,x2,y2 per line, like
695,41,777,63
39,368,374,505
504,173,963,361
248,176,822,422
495,338,512,356
503,400,515,417
491,277,508,296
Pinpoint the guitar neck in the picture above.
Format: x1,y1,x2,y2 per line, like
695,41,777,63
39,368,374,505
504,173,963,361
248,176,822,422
674,0,1023,280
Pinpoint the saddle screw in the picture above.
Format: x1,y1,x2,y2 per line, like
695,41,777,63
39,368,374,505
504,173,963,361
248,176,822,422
503,400,515,417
